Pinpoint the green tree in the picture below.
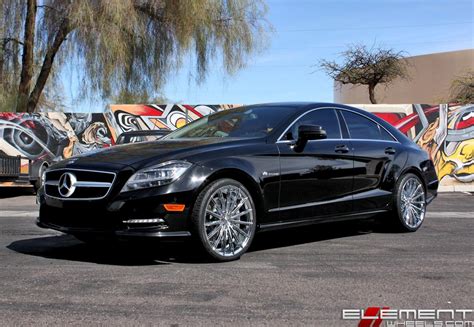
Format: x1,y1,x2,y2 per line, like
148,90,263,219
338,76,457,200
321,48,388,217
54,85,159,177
320,44,409,104
449,70,474,105
0,0,269,112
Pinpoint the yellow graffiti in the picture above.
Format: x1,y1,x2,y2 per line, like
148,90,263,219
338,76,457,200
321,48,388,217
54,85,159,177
418,115,474,182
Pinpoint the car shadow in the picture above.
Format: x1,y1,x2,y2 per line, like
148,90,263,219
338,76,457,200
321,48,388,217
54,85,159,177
7,219,378,266
7,234,208,266
250,219,376,252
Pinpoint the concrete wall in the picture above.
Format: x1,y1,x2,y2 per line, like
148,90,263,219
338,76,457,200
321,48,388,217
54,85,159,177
0,103,472,191
334,49,474,104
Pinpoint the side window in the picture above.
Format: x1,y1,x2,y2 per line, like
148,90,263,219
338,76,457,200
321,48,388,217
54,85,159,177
284,109,341,140
379,125,396,141
341,111,391,140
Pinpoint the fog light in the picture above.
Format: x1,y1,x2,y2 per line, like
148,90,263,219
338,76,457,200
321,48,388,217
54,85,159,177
122,218,165,224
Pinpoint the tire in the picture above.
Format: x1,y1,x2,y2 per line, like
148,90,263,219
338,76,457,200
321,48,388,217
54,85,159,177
32,163,48,193
388,173,427,232
191,178,257,262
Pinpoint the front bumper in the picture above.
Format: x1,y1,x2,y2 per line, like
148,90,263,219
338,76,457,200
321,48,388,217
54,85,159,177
36,218,191,238
37,189,195,239
36,163,217,238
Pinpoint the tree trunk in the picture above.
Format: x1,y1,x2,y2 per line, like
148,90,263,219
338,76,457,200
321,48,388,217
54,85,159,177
368,84,377,104
26,19,71,113
0,39,5,85
17,0,37,112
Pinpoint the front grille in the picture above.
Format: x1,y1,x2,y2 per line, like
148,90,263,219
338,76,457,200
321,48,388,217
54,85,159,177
44,168,116,200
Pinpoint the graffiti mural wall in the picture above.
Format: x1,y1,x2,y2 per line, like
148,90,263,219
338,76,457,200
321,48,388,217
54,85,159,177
0,103,472,191
106,104,240,141
357,104,473,191
0,104,240,183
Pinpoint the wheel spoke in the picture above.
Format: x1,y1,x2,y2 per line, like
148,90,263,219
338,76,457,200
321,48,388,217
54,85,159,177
404,210,410,223
212,228,224,248
210,198,224,215
233,224,249,238
230,196,248,215
410,207,417,225
218,190,226,212
205,220,221,227
221,228,227,253
207,224,222,239
206,210,223,220
229,219,253,226
410,184,422,197
207,225,222,239
231,209,253,219
411,193,425,200
227,228,235,255
227,191,237,213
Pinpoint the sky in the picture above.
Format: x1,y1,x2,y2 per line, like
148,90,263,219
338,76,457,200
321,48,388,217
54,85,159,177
69,0,474,112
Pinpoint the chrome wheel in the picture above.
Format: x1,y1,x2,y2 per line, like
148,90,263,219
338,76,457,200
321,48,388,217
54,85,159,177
400,177,426,228
204,185,255,257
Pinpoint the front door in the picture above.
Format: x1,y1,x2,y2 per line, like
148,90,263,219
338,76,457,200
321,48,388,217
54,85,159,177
275,108,354,222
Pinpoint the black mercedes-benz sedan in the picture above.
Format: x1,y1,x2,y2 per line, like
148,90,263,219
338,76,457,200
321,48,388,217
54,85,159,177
37,103,438,261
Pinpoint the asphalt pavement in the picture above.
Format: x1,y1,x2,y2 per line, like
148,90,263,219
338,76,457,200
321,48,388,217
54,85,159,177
0,190,472,326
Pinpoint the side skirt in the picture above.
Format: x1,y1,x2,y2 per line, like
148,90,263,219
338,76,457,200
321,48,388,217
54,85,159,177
257,209,389,232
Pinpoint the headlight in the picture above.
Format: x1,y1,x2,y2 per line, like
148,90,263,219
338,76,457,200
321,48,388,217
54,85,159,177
121,160,192,192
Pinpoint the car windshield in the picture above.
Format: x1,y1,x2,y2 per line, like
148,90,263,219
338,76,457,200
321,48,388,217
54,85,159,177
166,106,291,139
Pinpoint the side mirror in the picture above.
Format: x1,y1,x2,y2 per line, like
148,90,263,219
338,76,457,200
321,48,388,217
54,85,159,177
298,124,327,141
293,125,327,152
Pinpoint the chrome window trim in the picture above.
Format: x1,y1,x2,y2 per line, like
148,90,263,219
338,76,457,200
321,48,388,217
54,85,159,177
277,138,343,144
276,106,400,144
44,168,117,201
338,108,399,143
276,107,342,143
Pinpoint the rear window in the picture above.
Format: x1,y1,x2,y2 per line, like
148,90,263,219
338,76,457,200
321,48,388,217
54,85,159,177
341,111,394,141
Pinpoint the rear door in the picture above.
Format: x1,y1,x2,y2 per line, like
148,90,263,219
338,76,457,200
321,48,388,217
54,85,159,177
339,109,404,212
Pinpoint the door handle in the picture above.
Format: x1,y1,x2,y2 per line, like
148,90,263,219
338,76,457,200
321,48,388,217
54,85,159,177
335,145,350,153
385,147,396,155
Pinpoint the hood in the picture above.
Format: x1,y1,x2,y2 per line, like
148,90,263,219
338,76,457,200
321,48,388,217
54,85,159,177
52,138,261,171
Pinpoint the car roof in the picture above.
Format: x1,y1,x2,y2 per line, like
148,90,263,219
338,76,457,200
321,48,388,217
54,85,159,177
249,102,412,145
244,102,353,114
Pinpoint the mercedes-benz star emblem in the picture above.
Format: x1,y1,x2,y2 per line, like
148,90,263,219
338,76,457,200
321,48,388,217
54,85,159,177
58,172,77,198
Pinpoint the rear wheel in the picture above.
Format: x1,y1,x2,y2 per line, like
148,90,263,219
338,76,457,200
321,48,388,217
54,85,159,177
191,178,256,262
389,173,426,232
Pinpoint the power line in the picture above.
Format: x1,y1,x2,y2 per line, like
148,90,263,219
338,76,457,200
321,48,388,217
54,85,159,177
279,21,474,33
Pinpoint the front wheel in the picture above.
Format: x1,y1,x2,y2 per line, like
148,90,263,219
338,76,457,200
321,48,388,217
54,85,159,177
389,173,427,232
191,179,257,262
